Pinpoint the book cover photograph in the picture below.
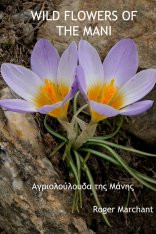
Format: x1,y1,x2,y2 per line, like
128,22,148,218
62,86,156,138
0,0,156,233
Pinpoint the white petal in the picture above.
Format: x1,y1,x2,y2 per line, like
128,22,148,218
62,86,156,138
31,39,60,82
103,39,138,88
119,69,156,108
120,100,153,116
0,99,36,113
57,41,77,87
78,40,104,89
1,63,42,101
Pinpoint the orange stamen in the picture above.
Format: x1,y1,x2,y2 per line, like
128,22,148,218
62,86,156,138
101,79,117,104
34,79,69,119
88,79,124,122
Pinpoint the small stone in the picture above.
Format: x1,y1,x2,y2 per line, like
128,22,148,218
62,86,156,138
73,217,95,234
22,23,34,45
33,4,41,12
12,10,33,23
12,178,23,192
0,11,3,21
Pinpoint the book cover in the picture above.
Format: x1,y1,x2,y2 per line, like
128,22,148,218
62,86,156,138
0,1,155,233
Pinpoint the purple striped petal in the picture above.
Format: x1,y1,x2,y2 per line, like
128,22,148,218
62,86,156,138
0,99,36,113
31,39,60,82
1,63,42,102
89,100,119,118
76,66,87,100
119,69,156,108
78,40,104,88
62,76,78,105
103,39,138,88
120,100,153,116
37,101,62,114
57,41,77,87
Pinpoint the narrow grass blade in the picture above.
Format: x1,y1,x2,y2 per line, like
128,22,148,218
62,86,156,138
80,148,156,185
92,116,123,140
44,115,67,142
100,144,156,191
50,141,66,157
77,153,111,227
87,139,156,157
80,148,119,165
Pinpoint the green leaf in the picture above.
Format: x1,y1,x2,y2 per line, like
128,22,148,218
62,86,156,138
50,141,66,157
92,116,123,140
76,152,111,227
80,147,156,185
86,139,156,157
66,149,82,212
100,144,156,191
44,115,67,142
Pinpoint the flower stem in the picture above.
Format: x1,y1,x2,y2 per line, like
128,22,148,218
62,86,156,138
72,189,79,213
66,149,82,211
74,150,83,208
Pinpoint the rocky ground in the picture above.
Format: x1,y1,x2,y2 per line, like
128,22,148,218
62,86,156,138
0,0,156,233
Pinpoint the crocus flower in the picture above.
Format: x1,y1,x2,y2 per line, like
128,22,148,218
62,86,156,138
78,39,156,122
0,39,77,120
